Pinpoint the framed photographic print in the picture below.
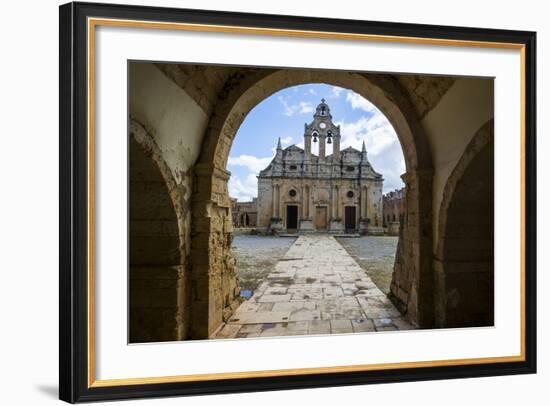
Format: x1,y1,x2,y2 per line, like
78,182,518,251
59,1,537,403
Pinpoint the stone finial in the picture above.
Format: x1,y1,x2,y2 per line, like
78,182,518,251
276,137,282,150
362,140,367,153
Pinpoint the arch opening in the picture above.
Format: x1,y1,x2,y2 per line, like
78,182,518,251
129,121,190,342
190,69,434,336
434,120,494,327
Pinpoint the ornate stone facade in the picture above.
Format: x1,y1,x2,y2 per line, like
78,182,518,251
257,100,384,234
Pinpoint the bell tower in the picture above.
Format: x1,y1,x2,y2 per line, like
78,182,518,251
304,99,341,167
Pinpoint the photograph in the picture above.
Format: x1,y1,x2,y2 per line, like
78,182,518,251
57,2,536,401
128,62,494,343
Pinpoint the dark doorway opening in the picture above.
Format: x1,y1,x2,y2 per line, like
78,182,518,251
286,205,298,230
345,206,356,232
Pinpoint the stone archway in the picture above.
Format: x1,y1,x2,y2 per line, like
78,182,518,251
434,119,494,327
129,119,191,342
190,69,435,337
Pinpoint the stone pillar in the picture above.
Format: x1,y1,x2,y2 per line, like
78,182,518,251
269,183,284,233
360,186,366,218
271,183,277,218
299,185,314,231
305,186,309,218
333,135,340,161
332,185,338,219
329,185,343,233
278,186,284,220
359,185,369,234
275,185,280,218
304,134,311,167
190,164,241,339
302,185,311,219
389,169,434,328
319,135,326,162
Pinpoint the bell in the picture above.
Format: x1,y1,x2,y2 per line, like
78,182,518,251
327,137,332,144
313,134,318,143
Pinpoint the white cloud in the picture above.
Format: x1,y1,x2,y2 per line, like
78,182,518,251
336,110,405,193
228,173,258,202
227,154,272,173
330,86,344,98
298,101,314,114
280,136,293,146
278,96,314,116
308,88,317,95
345,91,377,113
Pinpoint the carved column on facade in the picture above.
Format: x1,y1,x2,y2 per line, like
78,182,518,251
329,184,343,233
269,182,283,233
299,184,314,231
301,185,306,219
331,185,338,219
271,183,277,218
278,185,284,221
359,185,369,234
306,186,310,218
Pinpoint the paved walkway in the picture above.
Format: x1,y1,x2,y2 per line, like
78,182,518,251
214,235,414,339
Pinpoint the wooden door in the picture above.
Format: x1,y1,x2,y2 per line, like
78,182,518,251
286,205,298,230
345,206,356,232
315,206,327,230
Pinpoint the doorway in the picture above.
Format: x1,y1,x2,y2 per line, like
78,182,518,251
286,205,298,230
315,206,328,230
345,206,356,232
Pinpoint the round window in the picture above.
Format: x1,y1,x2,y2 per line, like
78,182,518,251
347,191,354,198
289,189,297,197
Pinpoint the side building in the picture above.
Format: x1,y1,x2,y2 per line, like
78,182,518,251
256,99,384,235
383,187,406,236
231,197,258,228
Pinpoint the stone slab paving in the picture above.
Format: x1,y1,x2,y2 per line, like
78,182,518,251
214,235,414,339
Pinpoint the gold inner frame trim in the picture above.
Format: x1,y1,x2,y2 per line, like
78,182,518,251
87,17,527,388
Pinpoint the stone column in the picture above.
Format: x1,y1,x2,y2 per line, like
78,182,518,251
364,186,369,218
304,134,311,167
271,183,277,218
335,186,340,218
333,135,340,162
306,187,309,218
389,169,434,328
332,186,338,219
319,135,326,162
301,185,306,218
278,185,282,218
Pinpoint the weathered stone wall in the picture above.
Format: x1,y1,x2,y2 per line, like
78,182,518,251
421,77,494,251
397,75,456,119
389,170,433,326
433,120,494,327
129,121,191,342
190,165,242,338
129,63,213,341
155,63,237,117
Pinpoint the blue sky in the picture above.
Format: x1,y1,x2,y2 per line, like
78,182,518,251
228,83,405,201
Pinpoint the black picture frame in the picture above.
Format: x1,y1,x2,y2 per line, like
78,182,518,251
59,1,537,403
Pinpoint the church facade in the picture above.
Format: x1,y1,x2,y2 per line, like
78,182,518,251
256,99,384,234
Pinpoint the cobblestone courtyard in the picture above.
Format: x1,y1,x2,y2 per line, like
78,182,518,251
215,235,413,339
336,236,399,294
